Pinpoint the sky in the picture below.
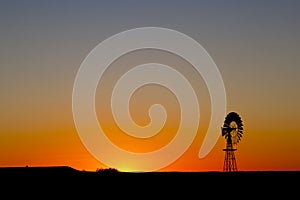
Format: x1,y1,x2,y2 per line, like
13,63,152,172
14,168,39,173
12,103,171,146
0,0,300,172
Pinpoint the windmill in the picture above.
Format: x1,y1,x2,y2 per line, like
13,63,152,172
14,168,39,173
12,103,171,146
221,112,244,172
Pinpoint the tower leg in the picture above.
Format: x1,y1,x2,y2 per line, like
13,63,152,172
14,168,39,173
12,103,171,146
223,144,238,172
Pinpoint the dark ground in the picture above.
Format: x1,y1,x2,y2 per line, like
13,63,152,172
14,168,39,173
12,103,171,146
0,166,299,197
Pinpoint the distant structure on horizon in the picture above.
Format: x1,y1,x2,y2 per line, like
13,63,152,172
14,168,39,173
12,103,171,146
221,112,244,172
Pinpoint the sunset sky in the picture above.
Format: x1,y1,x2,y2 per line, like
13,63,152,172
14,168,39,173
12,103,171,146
1,0,299,172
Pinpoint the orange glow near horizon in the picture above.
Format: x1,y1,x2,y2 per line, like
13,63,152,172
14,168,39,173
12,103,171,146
1,118,300,172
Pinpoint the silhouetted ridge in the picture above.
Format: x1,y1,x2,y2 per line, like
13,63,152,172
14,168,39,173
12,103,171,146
0,165,81,177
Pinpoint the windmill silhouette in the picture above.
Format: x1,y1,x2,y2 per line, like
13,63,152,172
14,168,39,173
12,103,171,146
221,112,244,172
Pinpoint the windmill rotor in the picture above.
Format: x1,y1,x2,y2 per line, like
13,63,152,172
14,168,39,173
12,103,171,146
221,112,244,146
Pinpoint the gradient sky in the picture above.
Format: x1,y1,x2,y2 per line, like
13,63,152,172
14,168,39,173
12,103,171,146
1,0,299,172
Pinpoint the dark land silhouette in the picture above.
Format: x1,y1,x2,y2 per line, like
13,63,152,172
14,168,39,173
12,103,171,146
0,165,299,197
